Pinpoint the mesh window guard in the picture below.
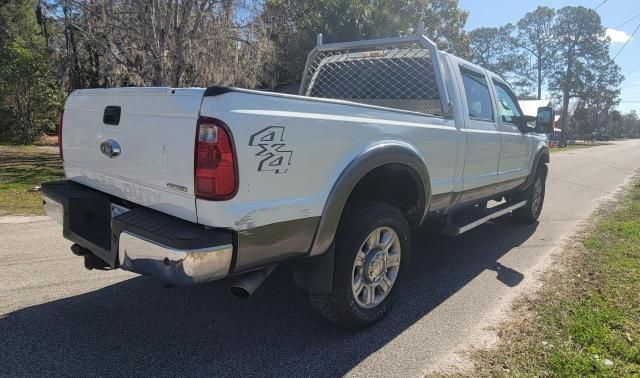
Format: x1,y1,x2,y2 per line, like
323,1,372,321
300,43,443,116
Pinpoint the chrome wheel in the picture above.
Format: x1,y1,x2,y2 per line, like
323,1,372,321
351,226,401,309
531,176,543,215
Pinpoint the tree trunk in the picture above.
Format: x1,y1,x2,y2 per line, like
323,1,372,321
62,1,84,88
152,62,164,86
36,1,49,48
537,54,542,100
559,46,575,147
560,85,570,147
171,1,193,87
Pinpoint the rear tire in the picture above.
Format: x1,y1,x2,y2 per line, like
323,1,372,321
513,165,547,224
309,200,411,330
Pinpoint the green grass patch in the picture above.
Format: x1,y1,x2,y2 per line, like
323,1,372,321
550,143,611,153
550,144,593,153
469,181,640,376
0,145,63,215
550,140,614,153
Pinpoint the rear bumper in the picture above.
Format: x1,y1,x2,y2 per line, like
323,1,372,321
43,193,64,226
118,231,232,286
42,180,233,286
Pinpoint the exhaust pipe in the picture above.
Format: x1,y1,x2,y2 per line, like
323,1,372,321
228,264,277,298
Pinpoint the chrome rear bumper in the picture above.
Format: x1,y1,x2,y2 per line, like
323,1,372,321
41,180,235,287
118,232,233,286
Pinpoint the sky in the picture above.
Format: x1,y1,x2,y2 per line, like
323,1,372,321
458,0,640,114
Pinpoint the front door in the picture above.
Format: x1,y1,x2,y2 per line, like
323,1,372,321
491,79,533,192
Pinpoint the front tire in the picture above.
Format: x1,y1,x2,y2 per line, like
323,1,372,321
513,164,547,224
309,200,411,330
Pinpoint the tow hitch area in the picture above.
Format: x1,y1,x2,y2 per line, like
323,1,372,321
70,243,111,270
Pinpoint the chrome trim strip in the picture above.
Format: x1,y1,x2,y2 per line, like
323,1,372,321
118,231,233,286
42,194,64,226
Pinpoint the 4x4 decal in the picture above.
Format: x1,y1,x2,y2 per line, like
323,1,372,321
249,126,293,174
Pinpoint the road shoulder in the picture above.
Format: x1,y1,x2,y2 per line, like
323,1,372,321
434,174,640,376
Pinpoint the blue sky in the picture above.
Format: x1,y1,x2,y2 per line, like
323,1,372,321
458,0,640,114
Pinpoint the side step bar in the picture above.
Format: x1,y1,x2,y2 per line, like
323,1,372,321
443,201,527,237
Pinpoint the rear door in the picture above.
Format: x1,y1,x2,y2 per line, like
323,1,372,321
62,87,205,222
456,64,500,203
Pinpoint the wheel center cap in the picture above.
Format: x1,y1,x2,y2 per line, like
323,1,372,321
365,249,386,283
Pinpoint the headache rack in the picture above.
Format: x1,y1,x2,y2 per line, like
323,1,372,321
299,29,452,116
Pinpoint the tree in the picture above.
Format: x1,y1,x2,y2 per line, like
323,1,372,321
0,0,62,144
514,6,556,100
468,24,535,97
262,0,471,82
621,110,640,138
421,0,471,58
575,60,623,139
469,25,516,76
46,0,277,89
608,110,623,138
549,6,614,143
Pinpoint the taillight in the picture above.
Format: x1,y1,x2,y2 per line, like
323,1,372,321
58,111,64,161
194,117,238,200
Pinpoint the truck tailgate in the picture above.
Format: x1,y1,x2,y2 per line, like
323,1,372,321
62,87,205,223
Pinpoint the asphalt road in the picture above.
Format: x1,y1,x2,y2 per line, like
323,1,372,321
2,140,640,377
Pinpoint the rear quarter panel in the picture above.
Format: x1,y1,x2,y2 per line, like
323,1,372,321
197,90,460,230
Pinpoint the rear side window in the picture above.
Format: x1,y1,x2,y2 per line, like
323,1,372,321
493,81,522,123
460,68,494,122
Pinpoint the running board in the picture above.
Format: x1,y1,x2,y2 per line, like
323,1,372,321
443,200,527,237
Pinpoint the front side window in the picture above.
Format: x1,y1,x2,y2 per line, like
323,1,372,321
460,67,494,122
493,81,522,123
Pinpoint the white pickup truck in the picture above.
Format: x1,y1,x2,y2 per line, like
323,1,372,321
42,33,553,329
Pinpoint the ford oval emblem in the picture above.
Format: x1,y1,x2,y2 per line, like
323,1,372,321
100,139,121,158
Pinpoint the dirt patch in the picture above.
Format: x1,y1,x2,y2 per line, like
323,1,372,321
33,134,59,147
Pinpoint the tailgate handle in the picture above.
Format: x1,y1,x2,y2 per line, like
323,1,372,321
103,106,121,126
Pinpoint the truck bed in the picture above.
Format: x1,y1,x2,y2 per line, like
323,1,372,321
62,86,460,231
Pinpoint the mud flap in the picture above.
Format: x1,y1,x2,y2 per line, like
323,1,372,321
293,244,335,294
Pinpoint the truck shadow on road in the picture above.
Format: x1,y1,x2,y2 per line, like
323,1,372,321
1,217,536,376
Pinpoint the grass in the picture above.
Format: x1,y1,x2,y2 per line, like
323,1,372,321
468,180,640,376
551,144,595,153
0,145,63,216
550,141,611,153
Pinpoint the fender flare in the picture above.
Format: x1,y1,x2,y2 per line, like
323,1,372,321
308,141,431,257
520,145,550,191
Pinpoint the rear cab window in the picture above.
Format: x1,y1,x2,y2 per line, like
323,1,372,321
459,67,494,122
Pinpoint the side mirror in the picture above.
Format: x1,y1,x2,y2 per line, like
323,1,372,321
536,106,555,134
517,115,537,133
